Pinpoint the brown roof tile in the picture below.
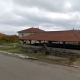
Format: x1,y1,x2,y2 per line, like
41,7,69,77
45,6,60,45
18,27,45,33
20,30,80,42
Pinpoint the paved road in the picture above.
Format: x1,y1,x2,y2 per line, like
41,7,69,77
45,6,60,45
0,53,80,80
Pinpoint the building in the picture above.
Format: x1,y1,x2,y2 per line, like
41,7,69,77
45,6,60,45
19,28,80,49
18,27,45,38
18,28,80,56
19,30,80,43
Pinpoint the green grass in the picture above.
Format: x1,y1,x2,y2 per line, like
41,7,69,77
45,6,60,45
0,43,22,53
0,44,47,60
0,43,71,65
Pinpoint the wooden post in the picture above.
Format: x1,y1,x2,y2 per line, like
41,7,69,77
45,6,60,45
22,40,24,44
48,41,52,44
38,40,41,43
29,40,31,44
14,43,16,48
63,41,66,49
59,41,60,44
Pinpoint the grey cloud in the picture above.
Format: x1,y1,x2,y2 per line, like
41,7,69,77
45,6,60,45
70,0,80,12
0,0,80,34
0,18,37,27
13,0,80,12
13,9,54,25
0,11,38,27
1,7,80,31
13,0,68,12
13,8,66,25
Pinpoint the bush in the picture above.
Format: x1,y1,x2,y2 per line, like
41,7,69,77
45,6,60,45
0,34,19,43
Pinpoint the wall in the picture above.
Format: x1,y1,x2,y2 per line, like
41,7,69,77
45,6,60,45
18,32,35,38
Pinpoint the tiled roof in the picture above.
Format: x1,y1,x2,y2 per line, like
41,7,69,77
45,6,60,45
20,30,80,42
18,27,45,33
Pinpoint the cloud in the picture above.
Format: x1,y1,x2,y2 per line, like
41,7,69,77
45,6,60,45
13,6,80,29
0,0,80,34
13,0,69,12
13,0,80,12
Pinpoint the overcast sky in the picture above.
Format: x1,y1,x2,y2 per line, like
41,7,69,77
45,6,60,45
0,0,80,34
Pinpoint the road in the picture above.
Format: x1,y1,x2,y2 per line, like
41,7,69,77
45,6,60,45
0,53,80,80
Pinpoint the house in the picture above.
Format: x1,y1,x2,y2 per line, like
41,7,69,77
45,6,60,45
19,30,80,42
19,29,80,49
18,28,80,57
18,27,45,38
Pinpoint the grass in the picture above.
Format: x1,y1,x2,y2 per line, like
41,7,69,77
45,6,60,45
0,43,22,53
0,43,46,58
0,43,75,66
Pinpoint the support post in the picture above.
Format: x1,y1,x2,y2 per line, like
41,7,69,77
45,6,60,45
62,41,66,48
29,40,31,44
38,40,41,43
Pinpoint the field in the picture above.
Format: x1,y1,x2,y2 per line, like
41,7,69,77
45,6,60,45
0,43,80,67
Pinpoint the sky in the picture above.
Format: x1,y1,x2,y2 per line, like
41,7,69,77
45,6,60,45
0,0,80,35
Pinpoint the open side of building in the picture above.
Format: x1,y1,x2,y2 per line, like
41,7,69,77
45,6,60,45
18,28,80,57
19,30,80,47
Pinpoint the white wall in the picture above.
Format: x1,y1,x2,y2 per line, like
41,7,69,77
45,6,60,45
18,32,34,38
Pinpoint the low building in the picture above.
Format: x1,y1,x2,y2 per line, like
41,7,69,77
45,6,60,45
18,28,80,57
19,29,80,49
19,30,80,43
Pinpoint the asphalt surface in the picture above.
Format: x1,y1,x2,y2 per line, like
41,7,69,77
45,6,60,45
0,53,80,80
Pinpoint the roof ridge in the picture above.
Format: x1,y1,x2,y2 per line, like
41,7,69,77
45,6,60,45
18,27,45,33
